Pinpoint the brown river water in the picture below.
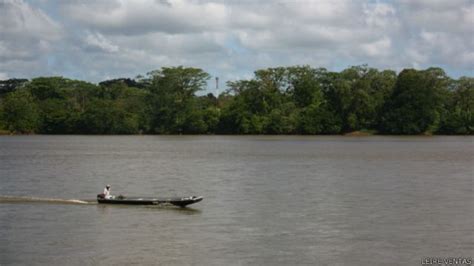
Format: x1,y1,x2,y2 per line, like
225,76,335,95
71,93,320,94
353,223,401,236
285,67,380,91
0,135,472,265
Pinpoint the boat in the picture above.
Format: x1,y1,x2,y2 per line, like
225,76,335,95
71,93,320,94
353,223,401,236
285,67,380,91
97,194,203,207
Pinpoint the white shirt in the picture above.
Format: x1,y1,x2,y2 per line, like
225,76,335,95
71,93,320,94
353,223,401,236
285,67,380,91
103,187,112,199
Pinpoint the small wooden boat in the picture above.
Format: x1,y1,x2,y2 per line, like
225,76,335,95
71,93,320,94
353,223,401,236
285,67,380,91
97,194,203,207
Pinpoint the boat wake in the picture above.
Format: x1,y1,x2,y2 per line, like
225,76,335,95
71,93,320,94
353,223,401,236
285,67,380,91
0,196,93,205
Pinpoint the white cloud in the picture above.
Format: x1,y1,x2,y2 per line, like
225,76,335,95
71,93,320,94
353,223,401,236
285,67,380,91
113,32,224,55
364,2,398,29
0,0,472,84
61,0,228,35
0,0,62,77
0,0,61,38
398,0,473,33
84,32,119,53
360,37,392,57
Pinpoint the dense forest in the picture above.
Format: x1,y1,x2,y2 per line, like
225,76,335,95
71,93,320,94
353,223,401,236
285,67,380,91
0,65,472,135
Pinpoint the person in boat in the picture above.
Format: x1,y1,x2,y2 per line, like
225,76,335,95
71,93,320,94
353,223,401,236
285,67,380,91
103,184,113,199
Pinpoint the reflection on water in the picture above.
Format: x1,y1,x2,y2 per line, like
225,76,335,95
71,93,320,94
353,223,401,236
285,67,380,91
0,135,473,265
95,203,202,214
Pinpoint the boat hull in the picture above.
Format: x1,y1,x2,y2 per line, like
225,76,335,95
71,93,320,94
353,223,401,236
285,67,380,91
97,196,203,207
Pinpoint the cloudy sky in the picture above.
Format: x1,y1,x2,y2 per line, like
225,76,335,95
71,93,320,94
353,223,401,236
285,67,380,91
0,0,472,88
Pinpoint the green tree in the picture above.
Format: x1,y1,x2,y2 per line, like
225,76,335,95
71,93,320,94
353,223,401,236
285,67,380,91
324,66,395,132
0,78,28,96
284,66,340,134
0,65,470,135
28,77,72,100
380,68,449,134
78,99,140,134
29,78,99,134
218,95,252,134
286,66,326,108
1,89,40,133
299,102,341,134
107,83,152,133
439,77,474,134
147,66,210,133
38,98,78,134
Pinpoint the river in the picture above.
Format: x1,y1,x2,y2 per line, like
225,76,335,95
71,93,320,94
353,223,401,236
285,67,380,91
0,135,472,265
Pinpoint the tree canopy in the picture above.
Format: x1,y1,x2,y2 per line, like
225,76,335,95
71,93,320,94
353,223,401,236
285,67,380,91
0,65,472,135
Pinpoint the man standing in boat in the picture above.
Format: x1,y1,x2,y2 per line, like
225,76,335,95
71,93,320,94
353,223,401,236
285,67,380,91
103,184,113,199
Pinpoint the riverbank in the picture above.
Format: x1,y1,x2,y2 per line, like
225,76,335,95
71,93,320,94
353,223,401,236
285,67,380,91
0,129,11,135
343,130,377,136
0,131,471,136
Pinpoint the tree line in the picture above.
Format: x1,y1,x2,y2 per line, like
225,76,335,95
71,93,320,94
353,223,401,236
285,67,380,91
0,65,472,135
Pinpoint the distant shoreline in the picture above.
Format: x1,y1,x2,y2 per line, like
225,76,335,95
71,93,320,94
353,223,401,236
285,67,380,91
0,131,471,136
1,66,472,136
